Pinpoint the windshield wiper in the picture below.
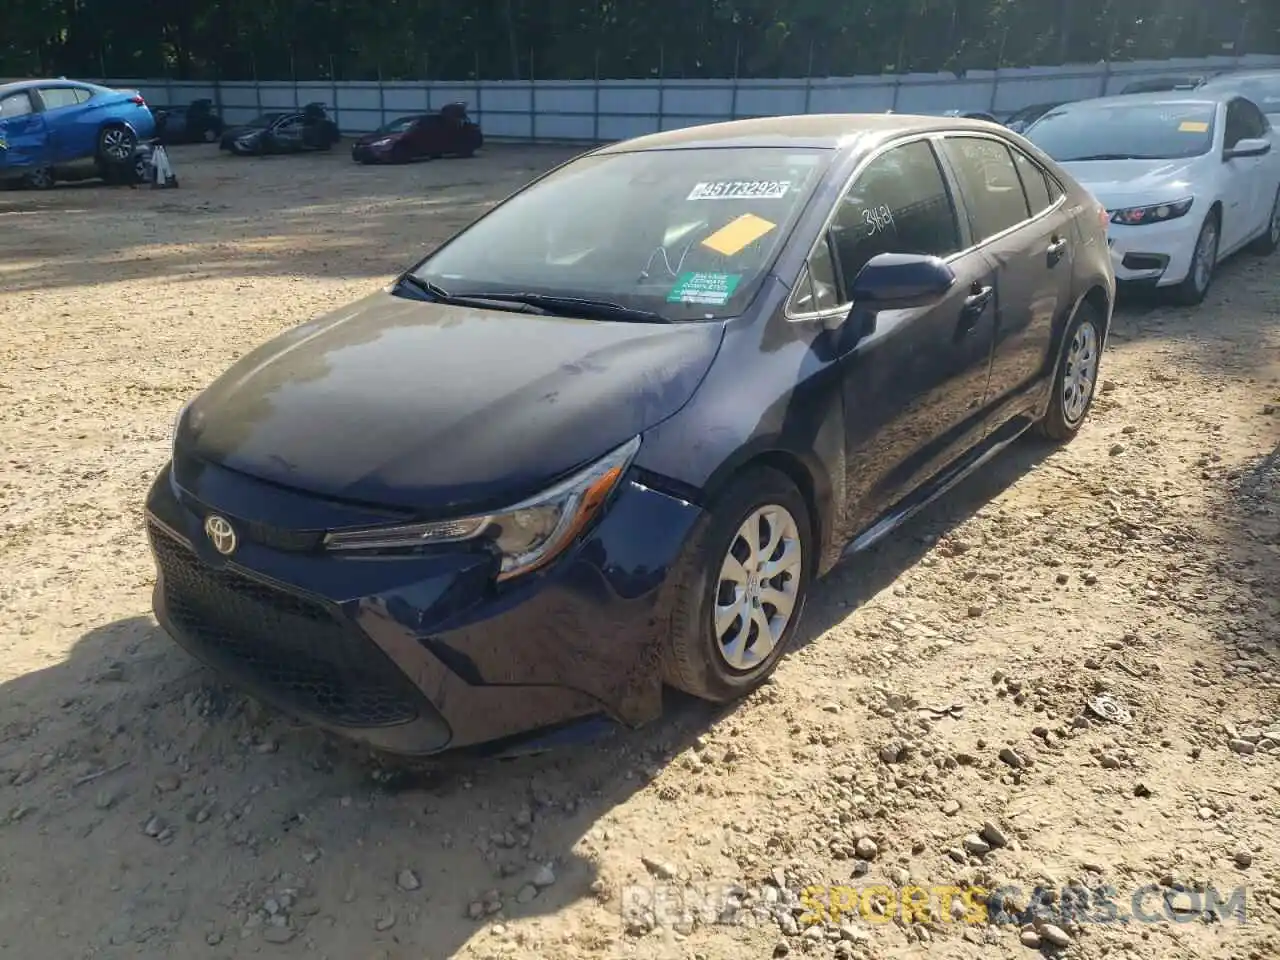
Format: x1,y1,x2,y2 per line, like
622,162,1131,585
455,292,673,324
1064,153,1167,161
396,274,549,314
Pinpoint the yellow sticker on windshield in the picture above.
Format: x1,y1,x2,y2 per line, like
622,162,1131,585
700,213,778,256
1179,120,1209,133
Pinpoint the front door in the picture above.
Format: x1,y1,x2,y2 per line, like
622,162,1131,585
938,135,1078,426
0,90,48,177
1221,98,1271,252
811,136,999,538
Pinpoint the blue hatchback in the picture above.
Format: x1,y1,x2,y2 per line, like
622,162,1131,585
147,114,1115,758
0,79,155,189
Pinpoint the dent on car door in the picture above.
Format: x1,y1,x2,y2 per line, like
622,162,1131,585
32,87,87,163
0,91,47,172
938,135,1076,426
803,136,999,543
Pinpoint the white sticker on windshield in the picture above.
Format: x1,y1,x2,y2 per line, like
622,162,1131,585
687,180,791,201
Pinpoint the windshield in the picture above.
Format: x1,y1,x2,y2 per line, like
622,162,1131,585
377,116,418,134
410,146,834,321
1027,101,1217,161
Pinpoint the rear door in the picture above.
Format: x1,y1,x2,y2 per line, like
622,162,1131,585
0,90,48,175
938,134,1078,427
792,135,999,538
31,85,93,162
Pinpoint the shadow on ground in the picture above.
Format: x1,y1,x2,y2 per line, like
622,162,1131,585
0,429,1053,956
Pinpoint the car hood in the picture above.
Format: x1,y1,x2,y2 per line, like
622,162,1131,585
1056,157,1201,209
179,290,726,514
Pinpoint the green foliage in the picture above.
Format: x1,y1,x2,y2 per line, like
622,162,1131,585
2,0,1277,81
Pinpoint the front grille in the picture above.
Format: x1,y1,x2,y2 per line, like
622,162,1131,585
148,521,423,727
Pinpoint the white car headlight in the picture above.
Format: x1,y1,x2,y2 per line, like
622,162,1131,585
369,137,395,148
1109,197,1194,226
324,435,641,581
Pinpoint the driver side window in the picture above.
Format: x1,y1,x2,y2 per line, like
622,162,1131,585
789,139,961,316
1225,98,1266,149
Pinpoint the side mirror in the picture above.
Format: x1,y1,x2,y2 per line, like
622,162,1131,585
1225,137,1272,160
850,252,957,310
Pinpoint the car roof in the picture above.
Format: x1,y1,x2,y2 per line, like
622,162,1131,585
1049,91,1221,111
0,78,104,97
593,112,1018,153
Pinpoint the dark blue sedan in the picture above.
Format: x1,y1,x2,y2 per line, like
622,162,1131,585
0,79,155,189
147,114,1115,756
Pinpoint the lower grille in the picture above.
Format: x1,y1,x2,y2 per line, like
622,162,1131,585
148,521,423,727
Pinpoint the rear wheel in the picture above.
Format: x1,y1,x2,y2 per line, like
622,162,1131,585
1034,301,1103,443
1249,187,1280,255
97,124,136,164
1169,210,1219,306
662,467,812,703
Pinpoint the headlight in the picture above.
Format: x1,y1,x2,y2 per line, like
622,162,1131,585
323,435,641,581
1109,197,1194,226
369,137,395,148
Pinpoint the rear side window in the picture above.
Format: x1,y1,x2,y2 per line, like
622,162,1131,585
827,139,962,286
940,137,1032,242
0,92,34,118
1010,148,1053,215
37,87,80,110
74,88,93,104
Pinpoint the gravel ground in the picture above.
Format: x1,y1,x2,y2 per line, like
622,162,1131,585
1,142,1279,960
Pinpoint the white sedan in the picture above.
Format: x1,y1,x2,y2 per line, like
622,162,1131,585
1025,91,1280,304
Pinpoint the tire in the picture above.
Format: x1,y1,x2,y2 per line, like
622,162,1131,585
1035,301,1104,442
661,467,813,703
97,124,136,164
24,165,55,190
1249,186,1280,255
1169,209,1219,306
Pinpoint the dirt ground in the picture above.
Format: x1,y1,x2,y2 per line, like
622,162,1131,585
1,142,1278,960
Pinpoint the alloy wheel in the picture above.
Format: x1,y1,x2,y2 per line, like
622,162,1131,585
1270,192,1280,247
1062,318,1100,425
713,505,803,672
25,166,54,190
1192,219,1218,294
100,127,134,162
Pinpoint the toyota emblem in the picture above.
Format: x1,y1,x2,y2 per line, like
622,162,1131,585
204,514,238,555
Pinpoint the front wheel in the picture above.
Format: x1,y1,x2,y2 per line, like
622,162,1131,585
1035,301,1103,442
1170,211,1219,306
24,165,55,190
1249,187,1280,255
662,467,812,703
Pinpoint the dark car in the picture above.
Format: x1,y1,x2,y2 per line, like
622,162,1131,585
1003,101,1068,134
153,98,224,144
352,103,483,164
219,103,340,155
147,114,1115,757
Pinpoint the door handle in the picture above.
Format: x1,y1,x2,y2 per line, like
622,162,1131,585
957,284,993,338
962,284,993,315
1047,236,1069,263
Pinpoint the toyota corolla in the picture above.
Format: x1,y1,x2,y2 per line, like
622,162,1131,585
147,114,1115,756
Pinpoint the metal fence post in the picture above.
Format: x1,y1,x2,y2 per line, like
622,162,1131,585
802,40,814,114
729,39,740,120
656,44,665,133
377,62,385,129
254,56,263,114
593,49,601,142
530,48,537,142
475,51,484,132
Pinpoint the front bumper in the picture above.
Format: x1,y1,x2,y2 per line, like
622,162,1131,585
351,143,393,163
144,459,703,756
1106,212,1202,288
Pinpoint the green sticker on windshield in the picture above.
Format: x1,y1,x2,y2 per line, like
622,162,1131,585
667,272,742,305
